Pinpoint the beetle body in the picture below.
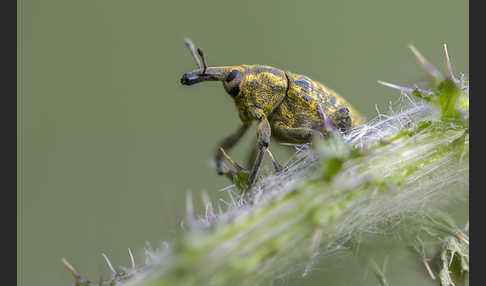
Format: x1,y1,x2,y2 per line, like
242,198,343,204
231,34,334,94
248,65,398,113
181,58,363,188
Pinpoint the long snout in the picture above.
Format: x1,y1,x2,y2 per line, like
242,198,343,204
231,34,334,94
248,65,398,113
180,67,232,86
180,72,215,85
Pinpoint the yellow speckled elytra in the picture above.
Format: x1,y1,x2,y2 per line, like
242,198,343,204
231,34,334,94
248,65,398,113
180,39,363,188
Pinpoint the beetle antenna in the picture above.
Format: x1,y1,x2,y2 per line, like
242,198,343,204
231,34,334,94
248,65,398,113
184,38,202,69
197,48,208,74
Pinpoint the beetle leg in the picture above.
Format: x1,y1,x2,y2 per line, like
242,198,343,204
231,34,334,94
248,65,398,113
215,124,250,175
247,116,271,188
218,147,251,184
247,140,282,173
245,136,259,170
317,103,337,134
272,122,323,143
266,149,282,172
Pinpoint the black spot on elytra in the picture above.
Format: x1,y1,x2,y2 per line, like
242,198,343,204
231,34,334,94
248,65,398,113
295,79,312,91
302,94,313,102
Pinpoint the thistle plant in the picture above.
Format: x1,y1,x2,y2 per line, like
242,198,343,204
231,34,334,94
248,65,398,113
62,44,469,286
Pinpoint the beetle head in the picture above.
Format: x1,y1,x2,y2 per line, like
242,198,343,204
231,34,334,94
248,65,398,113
180,39,245,98
181,66,244,97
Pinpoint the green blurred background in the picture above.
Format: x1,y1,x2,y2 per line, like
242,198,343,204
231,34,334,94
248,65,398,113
18,0,468,285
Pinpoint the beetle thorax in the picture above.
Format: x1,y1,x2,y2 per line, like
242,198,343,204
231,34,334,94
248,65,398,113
233,65,288,123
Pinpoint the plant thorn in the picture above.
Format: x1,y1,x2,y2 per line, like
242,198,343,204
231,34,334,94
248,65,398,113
443,43,458,83
408,44,442,80
423,259,436,280
377,80,430,96
455,232,469,245
201,191,215,220
61,257,80,279
185,192,196,228
101,253,118,276
128,248,136,270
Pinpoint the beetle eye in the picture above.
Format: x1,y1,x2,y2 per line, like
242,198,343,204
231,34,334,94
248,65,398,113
226,70,240,82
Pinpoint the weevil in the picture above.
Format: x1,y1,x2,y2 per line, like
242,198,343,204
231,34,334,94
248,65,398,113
180,39,364,188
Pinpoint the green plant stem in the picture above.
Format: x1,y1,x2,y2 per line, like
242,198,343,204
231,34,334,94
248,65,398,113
121,83,468,286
